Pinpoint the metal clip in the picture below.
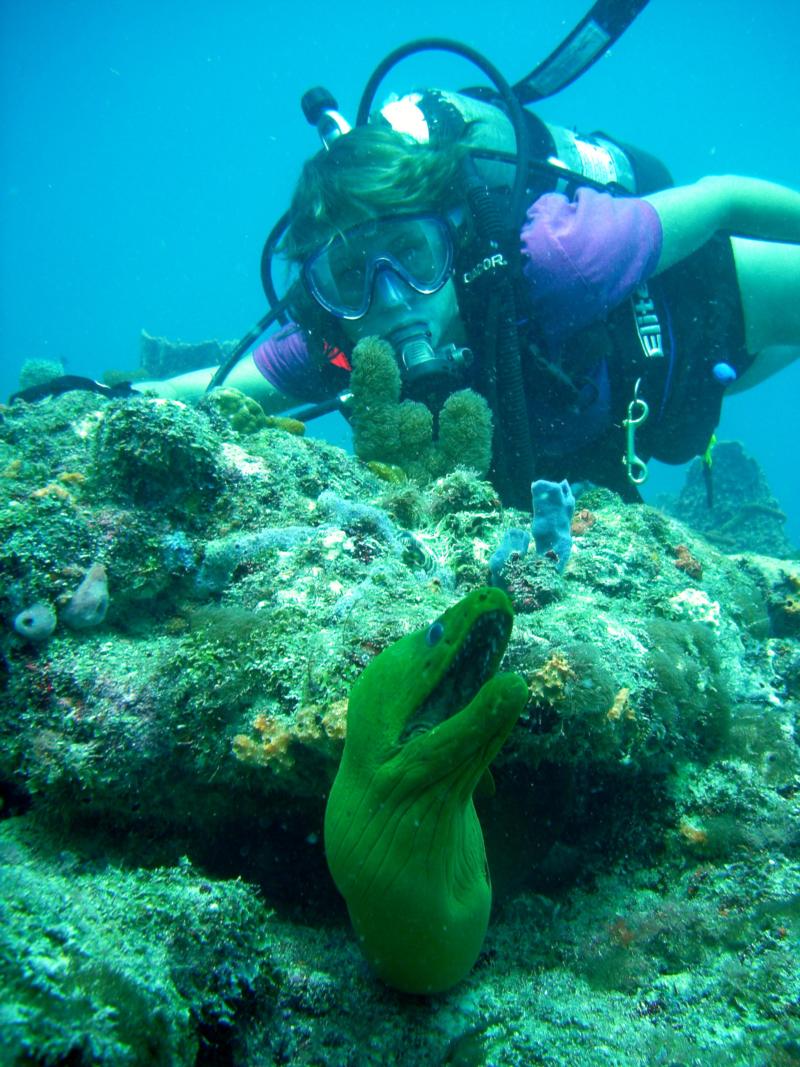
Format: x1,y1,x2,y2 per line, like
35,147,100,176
622,378,649,485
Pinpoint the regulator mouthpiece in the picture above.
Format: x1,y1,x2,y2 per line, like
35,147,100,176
392,327,472,404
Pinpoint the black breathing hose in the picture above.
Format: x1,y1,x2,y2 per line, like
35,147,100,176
206,292,295,393
356,37,537,504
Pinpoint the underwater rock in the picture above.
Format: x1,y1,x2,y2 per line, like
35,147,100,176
671,440,795,555
139,329,238,378
92,397,223,517
61,562,109,629
13,602,57,641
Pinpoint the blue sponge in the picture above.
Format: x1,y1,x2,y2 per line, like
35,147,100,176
531,479,575,573
489,527,531,586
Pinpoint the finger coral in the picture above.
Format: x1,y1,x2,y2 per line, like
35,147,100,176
348,336,493,483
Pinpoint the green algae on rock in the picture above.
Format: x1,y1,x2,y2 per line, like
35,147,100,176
0,816,277,1066
92,397,224,517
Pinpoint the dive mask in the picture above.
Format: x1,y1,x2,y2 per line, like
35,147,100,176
302,213,455,320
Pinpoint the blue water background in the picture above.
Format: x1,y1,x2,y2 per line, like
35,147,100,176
2,0,798,541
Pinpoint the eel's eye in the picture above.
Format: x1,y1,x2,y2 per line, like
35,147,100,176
425,621,445,646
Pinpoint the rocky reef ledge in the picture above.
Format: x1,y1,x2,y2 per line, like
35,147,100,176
1,391,798,1066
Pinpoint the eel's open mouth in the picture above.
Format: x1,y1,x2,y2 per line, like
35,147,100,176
398,609,512,743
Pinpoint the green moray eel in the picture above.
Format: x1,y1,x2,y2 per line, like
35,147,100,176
324,586,528,994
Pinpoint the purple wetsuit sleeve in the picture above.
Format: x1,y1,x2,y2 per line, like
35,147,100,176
251,322,337,401
520,187,663,345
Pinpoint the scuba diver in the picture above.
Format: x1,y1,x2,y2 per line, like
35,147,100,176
265,115,800,500
18,7,799,507
134,82,800,505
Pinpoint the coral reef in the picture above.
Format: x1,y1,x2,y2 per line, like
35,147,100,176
1,391,798,1064
139,329,239,378
671,439,797,555
17,358,66,392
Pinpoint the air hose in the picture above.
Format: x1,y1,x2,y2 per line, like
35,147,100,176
461,164,535,507
357,38,536,506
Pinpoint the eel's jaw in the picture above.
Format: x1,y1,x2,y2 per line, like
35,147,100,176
398,607,513,745
390,606,526,795
398,671,527,797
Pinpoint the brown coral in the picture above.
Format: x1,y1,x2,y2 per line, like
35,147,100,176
571,508,597,536
673,543,703,580
232,713,293,770
232,699,348,773
678,818,709,847
31,482,73,502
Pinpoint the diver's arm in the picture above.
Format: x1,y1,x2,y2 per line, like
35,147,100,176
645,176,800,275
134,355,301,413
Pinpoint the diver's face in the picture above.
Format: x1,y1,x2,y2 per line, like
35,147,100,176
340,273,466,351
302,212,466,351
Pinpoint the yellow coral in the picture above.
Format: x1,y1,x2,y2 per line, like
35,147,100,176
232,698,348,771
366,461,407,484
31,483,72,502
607,686,635,721
232,712,293,769
678,818,708,846
264,415,306,436
1,459,23,479
529,651,575,703
205,386,269,435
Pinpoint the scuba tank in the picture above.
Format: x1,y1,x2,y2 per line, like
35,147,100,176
378,87,671,200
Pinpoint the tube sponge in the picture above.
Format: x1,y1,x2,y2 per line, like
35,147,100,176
349,337,403,464
62,563,110,630
532,479,575,573
13,602,57,642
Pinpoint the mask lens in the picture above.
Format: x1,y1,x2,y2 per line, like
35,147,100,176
303,214,453,319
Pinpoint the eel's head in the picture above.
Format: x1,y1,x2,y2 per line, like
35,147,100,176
343,586,527,798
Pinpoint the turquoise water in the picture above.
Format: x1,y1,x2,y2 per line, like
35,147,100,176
2,0,798,538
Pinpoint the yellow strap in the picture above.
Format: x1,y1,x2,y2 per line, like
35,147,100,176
703,433,717,468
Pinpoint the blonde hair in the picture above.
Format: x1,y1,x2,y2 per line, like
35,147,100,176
282,125,469,262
